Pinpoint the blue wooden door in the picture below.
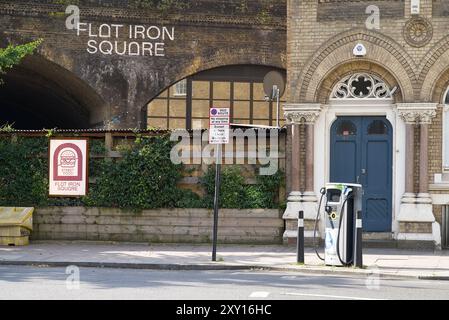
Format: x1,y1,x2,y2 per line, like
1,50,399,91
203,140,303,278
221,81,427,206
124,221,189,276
330,117,392,232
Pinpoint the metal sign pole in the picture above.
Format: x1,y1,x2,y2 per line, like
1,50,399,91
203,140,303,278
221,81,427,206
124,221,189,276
276,87,280,128
297,210,305,264
354,210,363,268
212,143,222,262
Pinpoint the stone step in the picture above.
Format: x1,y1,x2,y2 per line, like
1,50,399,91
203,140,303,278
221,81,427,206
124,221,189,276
362,239,398,249
363,232,394,241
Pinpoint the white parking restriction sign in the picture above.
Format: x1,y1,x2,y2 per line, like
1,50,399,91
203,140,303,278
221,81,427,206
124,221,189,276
209,108,230,144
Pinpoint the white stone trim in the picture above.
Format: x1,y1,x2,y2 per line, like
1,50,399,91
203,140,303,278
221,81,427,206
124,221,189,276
433,222,442,248
283,230,318,240
283,103,322,124
329,99,393,108
397,203,435,223
430,193,449,204
282,198,318,221
396,103,439,109
314,99,403,238
396,103,438,124
283,200,302,220
396,232,435,241
397,221,441,246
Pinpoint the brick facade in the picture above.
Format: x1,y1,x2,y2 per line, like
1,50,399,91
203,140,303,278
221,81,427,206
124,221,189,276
287,0,449,104
285,0,449,248
2,0,449,248
0,0,286,129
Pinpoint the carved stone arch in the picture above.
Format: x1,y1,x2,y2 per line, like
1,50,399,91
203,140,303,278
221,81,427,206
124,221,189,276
296,29,416,103
315,60,403,104
428,68,449,104
419,35,449,102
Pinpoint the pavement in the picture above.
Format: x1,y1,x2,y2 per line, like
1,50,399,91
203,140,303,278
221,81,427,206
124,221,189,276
0,241,449,280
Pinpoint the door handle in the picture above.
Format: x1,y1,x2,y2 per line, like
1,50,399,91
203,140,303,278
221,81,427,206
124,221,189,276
361,169,367,174
357,176,360,183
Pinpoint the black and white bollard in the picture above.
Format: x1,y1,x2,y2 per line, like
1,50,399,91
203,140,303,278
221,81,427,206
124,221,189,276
354,210,363,268
297,210,304,264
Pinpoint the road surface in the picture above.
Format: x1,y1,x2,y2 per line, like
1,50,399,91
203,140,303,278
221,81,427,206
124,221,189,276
0,265,448,300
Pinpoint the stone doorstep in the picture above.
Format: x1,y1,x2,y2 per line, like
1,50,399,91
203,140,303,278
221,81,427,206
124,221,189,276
363,232,394,241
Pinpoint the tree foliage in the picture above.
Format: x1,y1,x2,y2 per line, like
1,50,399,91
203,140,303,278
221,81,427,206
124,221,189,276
0,40,42,83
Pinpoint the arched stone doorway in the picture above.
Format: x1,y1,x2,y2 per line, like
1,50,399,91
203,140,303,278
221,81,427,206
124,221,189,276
283,69,418,244
283,67,441,246
327,73,395,232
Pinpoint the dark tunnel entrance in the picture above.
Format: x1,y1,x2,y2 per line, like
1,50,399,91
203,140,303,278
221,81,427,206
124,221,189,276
0,56,106,130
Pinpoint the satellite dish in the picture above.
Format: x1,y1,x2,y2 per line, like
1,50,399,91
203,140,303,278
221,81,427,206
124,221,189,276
263,71,286,99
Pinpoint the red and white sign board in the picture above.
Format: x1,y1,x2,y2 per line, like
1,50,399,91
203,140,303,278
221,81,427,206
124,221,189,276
209,108,230,144
49,139,88,197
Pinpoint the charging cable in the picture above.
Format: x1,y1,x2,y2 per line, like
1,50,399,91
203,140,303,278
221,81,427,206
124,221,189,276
336,194,354,266
313,187,326,261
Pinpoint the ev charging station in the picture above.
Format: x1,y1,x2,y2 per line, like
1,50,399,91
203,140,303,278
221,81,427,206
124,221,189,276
310,183,364,267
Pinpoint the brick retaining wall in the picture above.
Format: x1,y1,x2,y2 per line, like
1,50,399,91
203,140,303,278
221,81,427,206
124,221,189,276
31,207,284,244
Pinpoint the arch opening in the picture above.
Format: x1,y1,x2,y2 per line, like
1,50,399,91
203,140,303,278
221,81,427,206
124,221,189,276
0,55,106,130
146,64,286,130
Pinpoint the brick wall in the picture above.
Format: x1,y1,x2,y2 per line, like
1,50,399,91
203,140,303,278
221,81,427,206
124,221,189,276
0,0,286,129
317,0,404,21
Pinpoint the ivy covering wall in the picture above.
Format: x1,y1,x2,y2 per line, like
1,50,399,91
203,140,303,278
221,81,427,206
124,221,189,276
0,134,283,210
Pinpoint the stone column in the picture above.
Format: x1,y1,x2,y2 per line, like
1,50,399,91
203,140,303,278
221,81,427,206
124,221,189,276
283,103,321,244
305,123,314,194
404,123,415,195
397,107,432,202
397,103,438,248
302,115,319,204
417,111,436,203
419,123,429,195
290,124,301,194
398,110,418,205
282,114,303,245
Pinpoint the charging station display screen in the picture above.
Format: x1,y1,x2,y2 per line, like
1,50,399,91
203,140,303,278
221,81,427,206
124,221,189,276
327,189,342,203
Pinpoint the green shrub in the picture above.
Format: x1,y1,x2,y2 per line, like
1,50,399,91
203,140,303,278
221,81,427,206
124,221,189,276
174,188,205,209
0,137,48,206
252,171,284,209
201,166,283,209
0,135,283,210
84,135,182,209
